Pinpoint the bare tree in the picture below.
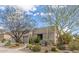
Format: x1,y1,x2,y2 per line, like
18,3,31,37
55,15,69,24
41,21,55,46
38,5,79,33
0,6,35,43
31,5,79,44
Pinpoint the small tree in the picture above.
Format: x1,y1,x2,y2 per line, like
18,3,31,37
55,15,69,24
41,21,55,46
69,39,79,50
58,32,73,45
57,32,73,50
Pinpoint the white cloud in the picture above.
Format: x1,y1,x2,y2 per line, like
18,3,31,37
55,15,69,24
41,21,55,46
33,13,40,16
0,6,5,10
0,26,4,29
40,12,45,16
18,5,36,11
63,27,70,32
32,7,37,11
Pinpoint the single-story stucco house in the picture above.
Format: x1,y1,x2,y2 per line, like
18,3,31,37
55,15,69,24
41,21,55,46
23,26,58,44
0,26,58,44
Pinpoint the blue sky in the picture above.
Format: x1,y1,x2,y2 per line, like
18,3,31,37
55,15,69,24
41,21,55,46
0,5,79,34
26,5,50,28
0,5,49,28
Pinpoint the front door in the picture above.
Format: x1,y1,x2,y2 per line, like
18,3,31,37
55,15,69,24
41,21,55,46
37,34,43,40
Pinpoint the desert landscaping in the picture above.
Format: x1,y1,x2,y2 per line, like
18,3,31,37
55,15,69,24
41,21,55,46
0,5,79,53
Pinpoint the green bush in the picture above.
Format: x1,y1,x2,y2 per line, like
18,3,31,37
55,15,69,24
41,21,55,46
29,36,41,44
27,44,33,49
51,46,58,52
57,45,66,50
5,40,11,46
69,40,79,51
1,39,6,43
29,38,34,44
34,37,40,43
31,44,41,52
58,32,73,45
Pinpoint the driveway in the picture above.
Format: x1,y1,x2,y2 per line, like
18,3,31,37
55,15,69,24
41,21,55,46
0,46,25,53
0,43,26,53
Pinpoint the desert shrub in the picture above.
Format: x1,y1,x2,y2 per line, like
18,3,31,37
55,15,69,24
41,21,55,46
58,32,73,45
51,46,58,52
1,39,6,43
57,45,66,50
34,37,40,43
69,40,79,51
5,40,11,46
29,36,41,44
18,40,24,44
31,44,41,52
45,50,49,53
40,40,49,46
15,43,20,46
27,44,33,49
9,44,17,48
57,32,73,50
29,38,34,44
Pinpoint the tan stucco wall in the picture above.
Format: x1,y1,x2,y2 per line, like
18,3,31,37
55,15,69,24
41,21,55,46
4,34,11,40
31,27,58,44
0,34,4,40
